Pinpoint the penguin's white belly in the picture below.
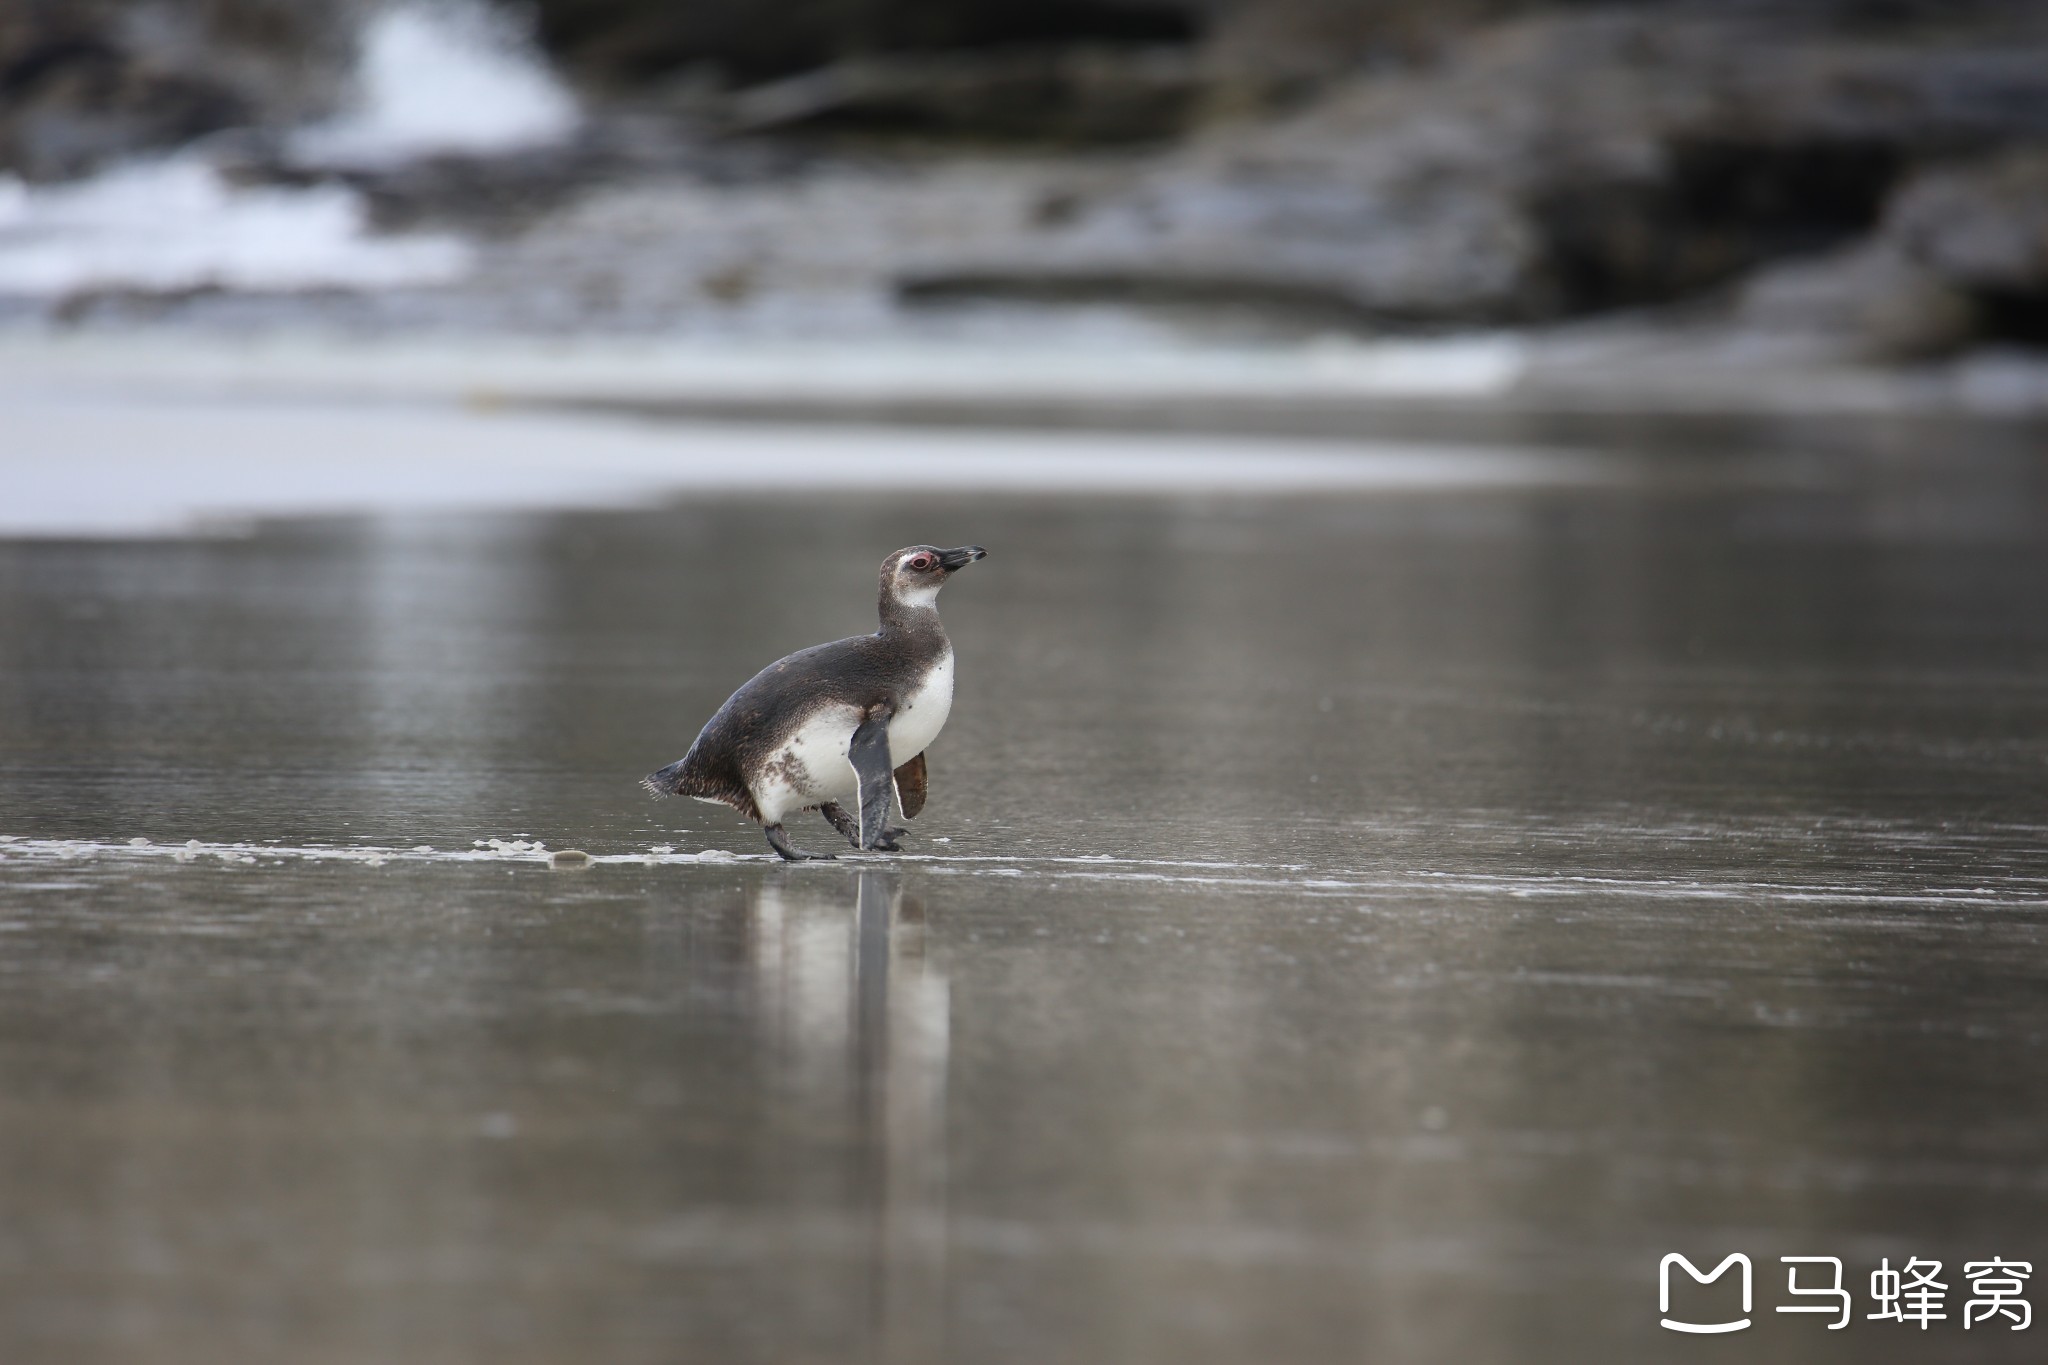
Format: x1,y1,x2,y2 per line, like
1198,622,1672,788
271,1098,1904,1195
746,652,954,826
750,704,863,825
888,650,954,765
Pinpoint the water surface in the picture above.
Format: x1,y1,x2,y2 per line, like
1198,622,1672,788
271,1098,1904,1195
2,423,2046,1364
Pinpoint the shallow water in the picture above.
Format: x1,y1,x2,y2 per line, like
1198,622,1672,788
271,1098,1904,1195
3,426,2048,1364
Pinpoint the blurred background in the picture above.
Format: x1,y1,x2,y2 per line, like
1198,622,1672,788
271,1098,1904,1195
1,0,2045,409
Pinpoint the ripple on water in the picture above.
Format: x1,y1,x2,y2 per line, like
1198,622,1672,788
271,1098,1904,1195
1,835,2044,912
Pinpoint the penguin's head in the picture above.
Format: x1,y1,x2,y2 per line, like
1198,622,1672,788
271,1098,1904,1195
883,544,985,607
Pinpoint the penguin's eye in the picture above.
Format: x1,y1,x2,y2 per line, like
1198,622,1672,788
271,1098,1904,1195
906,554,936,571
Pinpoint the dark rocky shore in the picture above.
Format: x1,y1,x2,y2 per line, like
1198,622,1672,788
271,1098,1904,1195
2,0,2045,388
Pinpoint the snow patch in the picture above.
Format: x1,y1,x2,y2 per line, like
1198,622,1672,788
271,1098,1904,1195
291,1,579,168
0,156,470,296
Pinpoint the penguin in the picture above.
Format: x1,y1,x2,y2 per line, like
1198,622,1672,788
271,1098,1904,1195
642,544,986,861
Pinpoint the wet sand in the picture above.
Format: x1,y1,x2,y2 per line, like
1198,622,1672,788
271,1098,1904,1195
2,420,2047,1363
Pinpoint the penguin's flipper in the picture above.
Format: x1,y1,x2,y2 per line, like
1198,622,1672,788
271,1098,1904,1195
893,751,927,820
848,709,899,851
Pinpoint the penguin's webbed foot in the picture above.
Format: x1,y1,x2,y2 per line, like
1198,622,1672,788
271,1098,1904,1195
819,801,863,849
818,803,906,853
765,823,834,862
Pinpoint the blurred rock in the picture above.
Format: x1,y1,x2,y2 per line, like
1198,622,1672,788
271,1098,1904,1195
523,0,1199,88
1887,147,2048,344
900,7,2048,331
725,47,1222,144
1737,147,2048,358
0,0,349,180
1737,244,1980,361
1894,150,2048,288
1,5,240,179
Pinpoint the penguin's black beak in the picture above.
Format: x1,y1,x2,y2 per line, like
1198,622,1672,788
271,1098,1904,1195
938,546,986,571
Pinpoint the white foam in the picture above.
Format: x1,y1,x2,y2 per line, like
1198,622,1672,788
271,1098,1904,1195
1,836,2042,911
291,1,579,167
0,156,470,296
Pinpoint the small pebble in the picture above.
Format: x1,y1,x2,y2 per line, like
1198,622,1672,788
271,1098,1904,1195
550,849,592,868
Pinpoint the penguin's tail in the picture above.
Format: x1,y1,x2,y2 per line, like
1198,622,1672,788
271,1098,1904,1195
641,758,691,799
642,751,759,820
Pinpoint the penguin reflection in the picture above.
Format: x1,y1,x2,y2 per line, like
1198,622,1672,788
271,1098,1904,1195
748,869,948,1362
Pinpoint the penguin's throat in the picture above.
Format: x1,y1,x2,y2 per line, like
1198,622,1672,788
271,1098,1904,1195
879,582,943,633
